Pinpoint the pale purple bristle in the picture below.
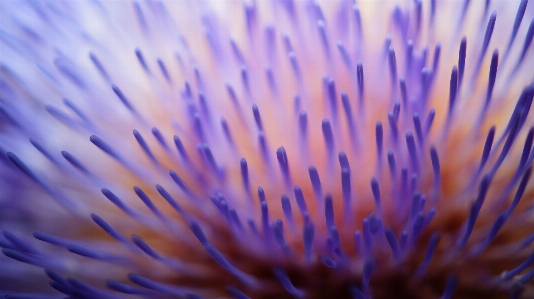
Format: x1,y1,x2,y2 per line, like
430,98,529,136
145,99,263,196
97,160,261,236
317,20,330,58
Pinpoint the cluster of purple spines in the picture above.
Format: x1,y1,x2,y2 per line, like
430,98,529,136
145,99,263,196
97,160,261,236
1,0,534,298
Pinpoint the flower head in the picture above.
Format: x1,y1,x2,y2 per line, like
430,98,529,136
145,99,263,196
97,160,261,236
1,0,534,298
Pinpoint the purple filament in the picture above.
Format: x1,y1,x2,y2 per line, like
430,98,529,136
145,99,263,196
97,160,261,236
261,201,270,238
430,147,441,192
325,195,335,229
410,192,422,220
473,11,497,79
370,178,381,209
393,101,401,121
387,151,396,177
406,40,414,71
502,252,534,280
201,144,219,174
350,285,368,299
518,129,534,170
322,118,335,156
273,219,288,251
458,37,467,90
432,42,441,72
133,129,157,164
354,231,363,256
362,218,373,252
108,280,156,295
63,98,92,126
317,20,330,58
294,185,308,216
131,235,163,260
518,269,534,285
339,152,350,170
341,168,351,212
388,112,398,143
399,230,408,251
425,108,436,134
30,139,62,168
227,287,251,299
330,226,341,251
448,66,458,118
401,166,408,194
388,46,398,88
399,78,407,107
413,113,424,146
327,78,337,119
156,184,185,216
288,52,301,79
265,66,277,94
173,135,190,164
385,227,401,260
277,146,290,185
193,113,205,141
281,195,293,224
134,186,163,217
102,188,140,218
157,58,171,83
240,158,249,192
483,50,499,112
2,231,37,254
303,220,314,262
420,67,433,106
169,170,193,196
362,258,375,290
513,18,534,74
441,276,457,299
91,214,130,245
258,132,269,163
90,135,123,162
61,151,90,175
283,33,293,52
477,126,495,174
458,176,491,248
357,61,364,105
505,0,528,59
309,166,323,201
504,167,531,218
273,268,304,298
151,127,168,150
89,52,110,82
406,132,419,171
376,121,383,162
341,91,356,139
112,84,136,113
337,41,352,69
299,110,308,138
226,84,239,107
416,232,439,275
411,212,425,240
221,118,234,147
252,104,263,131
230,38,245,64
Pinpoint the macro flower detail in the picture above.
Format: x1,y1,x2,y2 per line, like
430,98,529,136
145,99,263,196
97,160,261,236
1,0,534,298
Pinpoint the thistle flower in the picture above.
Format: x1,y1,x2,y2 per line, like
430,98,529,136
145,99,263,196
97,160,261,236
1,0,534,298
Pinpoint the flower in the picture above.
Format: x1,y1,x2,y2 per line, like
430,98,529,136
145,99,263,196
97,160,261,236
1,0,534,298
